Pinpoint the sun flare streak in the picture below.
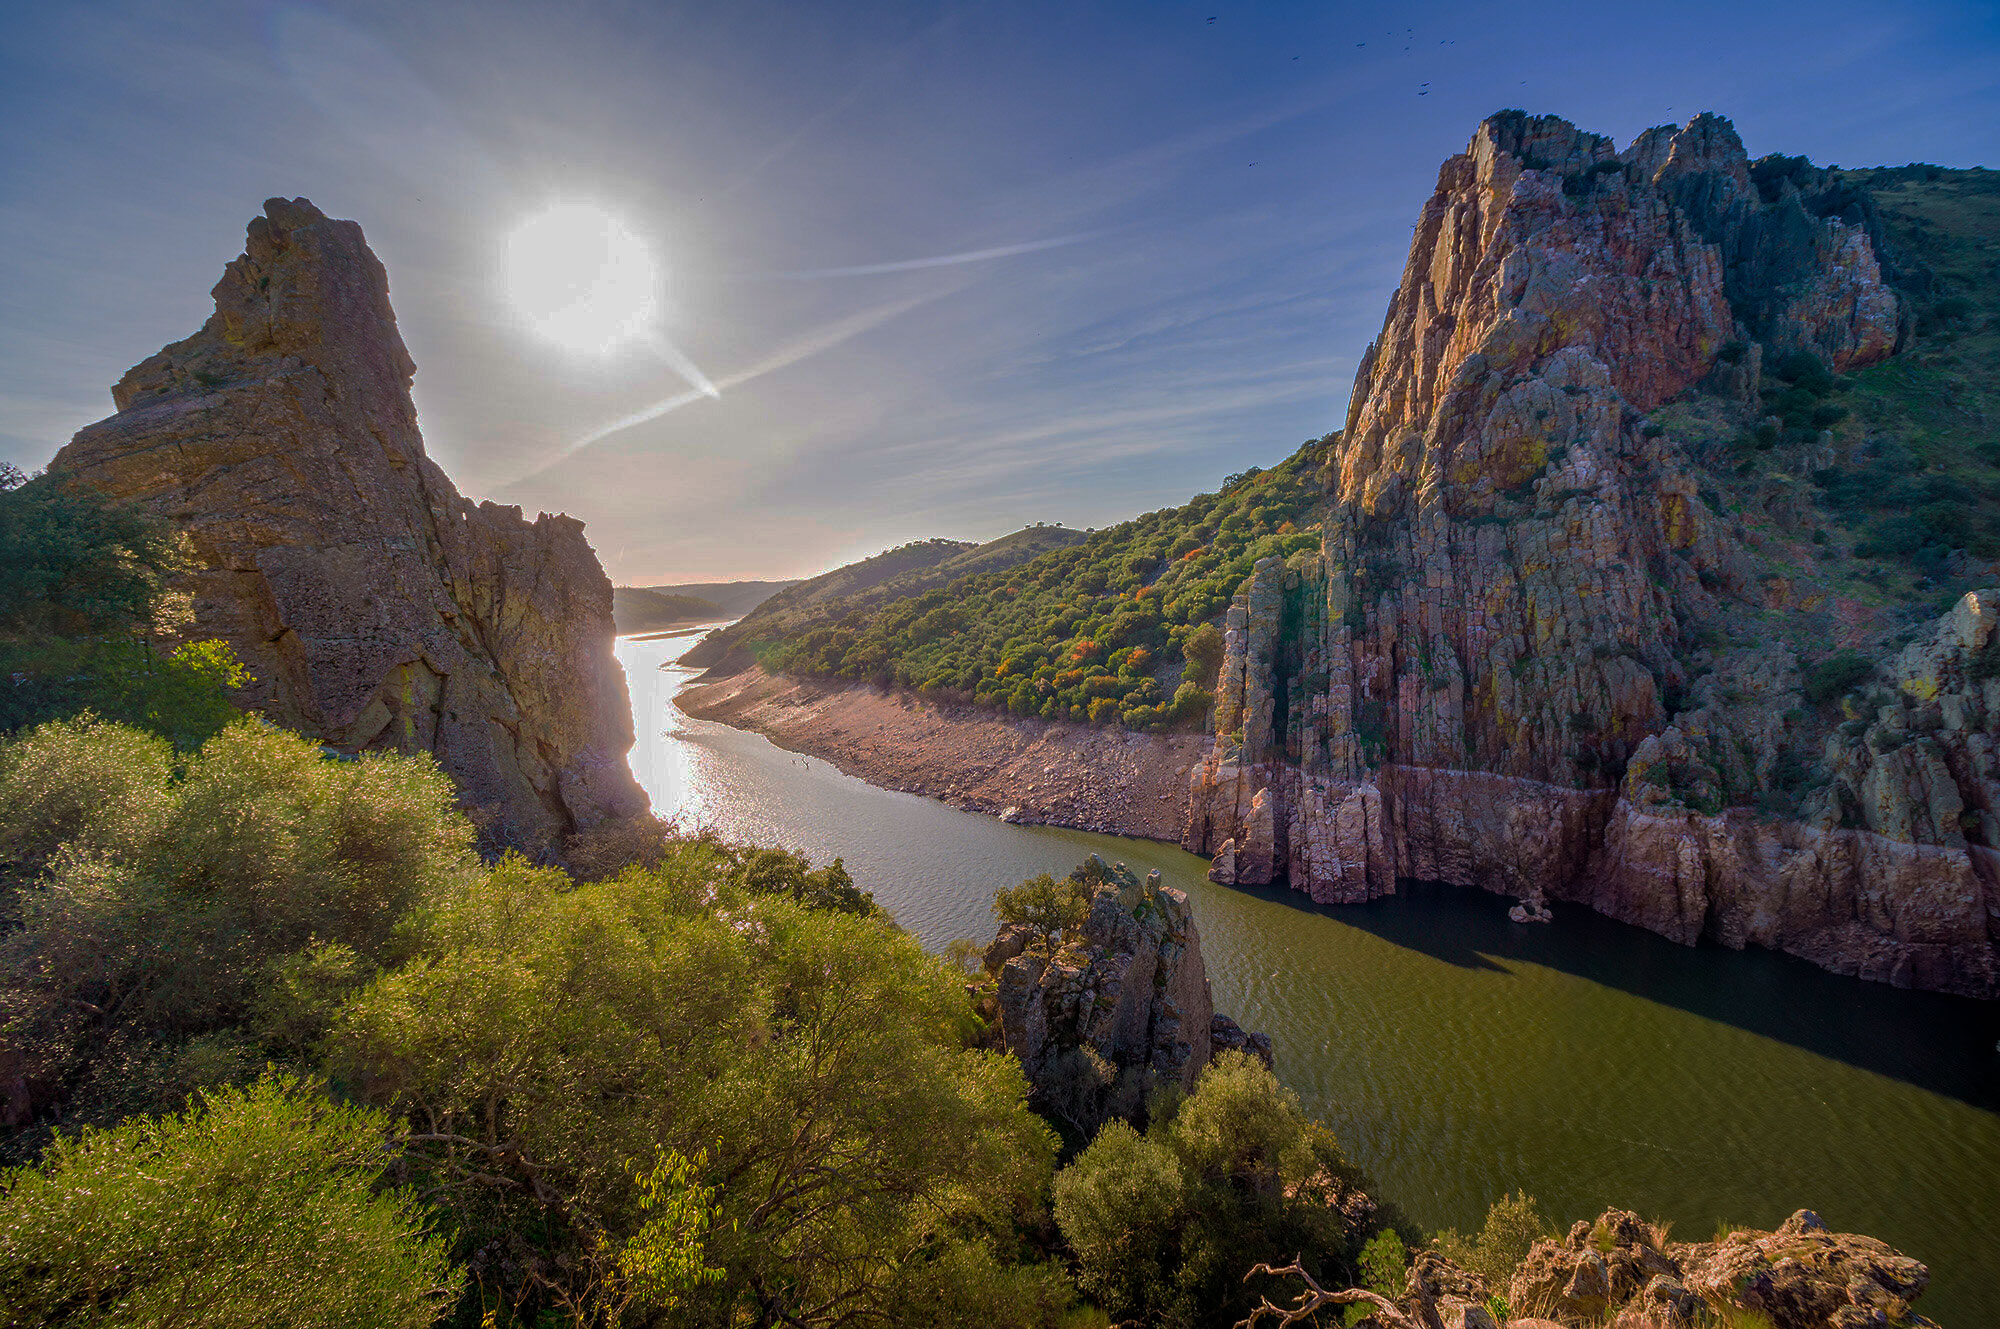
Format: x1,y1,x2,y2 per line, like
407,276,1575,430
503,290,948,488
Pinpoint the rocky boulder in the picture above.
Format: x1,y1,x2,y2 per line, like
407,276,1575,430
46,199,647,851
983,855,1268,1132
1507,1207,1935,1329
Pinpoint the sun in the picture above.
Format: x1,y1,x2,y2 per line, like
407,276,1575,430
505,203,659,354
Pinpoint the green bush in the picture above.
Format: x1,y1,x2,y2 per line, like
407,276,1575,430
1804,650,1875,705
1052,1051,1388,1328
332,851,1060,1326
0,717,475,1127
0,466,252,748
1430,1191,1551,1296
0,1073,459,1327
0,467,180,638
995,871,1094,946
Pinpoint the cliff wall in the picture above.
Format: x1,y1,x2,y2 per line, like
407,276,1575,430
47,199,646,850
1184,114,1998,996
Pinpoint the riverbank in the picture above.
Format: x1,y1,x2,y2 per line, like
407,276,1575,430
677,666,1207,842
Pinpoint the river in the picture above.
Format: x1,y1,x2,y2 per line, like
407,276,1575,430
618,628,2000,1323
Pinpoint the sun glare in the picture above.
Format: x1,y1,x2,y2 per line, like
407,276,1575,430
505,203,659,355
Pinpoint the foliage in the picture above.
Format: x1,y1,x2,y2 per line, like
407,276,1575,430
330,848,1061,1327
1052,1051,1389,1329
612,1148,727,1317
995,870,1094,946
1813,168,2000,583
1430,1191,1552,1296
0,1073,459,1327
1803,649,1875,705
0,465,249,748
0,717,475,1130
0,633,251,748
1343,1229,1408,1324
753,440,1330,731
0,466,181,638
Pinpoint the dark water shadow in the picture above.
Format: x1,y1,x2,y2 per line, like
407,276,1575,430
1224,875,2000,1114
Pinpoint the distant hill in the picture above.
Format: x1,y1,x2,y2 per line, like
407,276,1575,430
611,587,725,635
683,526,1087,671
637,579,801,620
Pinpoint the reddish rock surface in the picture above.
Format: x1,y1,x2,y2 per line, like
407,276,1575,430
1183,114,1997,996
47,199,645,850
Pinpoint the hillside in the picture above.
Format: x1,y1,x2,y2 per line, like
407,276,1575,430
729,448,1326,728
610,585,722,634
683,524,1088,670
637,577,800,619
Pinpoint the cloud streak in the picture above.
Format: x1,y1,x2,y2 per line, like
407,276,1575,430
503,287,952,487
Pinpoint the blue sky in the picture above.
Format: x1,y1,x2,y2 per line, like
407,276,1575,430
4,1,1997,581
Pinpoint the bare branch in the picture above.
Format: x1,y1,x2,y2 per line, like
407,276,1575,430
1236,1259,1423,1329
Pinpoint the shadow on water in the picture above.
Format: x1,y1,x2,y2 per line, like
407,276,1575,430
1225,875,2000,1112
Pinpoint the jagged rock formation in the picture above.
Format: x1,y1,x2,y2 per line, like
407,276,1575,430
1506,1207,1934,1328
47,199,646,850
1184,112,1999,996
978,855,1269,1132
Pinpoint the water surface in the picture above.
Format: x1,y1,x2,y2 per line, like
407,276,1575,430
620,631,2000,1323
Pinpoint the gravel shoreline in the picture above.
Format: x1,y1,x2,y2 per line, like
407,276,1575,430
677,667,1208,843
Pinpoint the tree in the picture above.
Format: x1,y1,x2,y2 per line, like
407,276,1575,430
993,871,1093,946
330,853,1062,1327
1182,621,1227,686
0,1073,459,1327
0,717,475,1127
0,467,179,637
0,466,249,747
1052,1052,1388,1328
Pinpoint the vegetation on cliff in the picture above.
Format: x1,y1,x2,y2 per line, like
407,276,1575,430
739,441,1328,730
0,464,248,748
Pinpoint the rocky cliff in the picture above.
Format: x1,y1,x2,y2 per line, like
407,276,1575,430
47,199,646,850
1184,113,2000,996
976,855,1269,1134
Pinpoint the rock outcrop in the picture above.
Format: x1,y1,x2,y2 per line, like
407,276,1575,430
47,199,647,850
1506,1207,1935,1328
1183,112,1999,996
978,855,1269,1132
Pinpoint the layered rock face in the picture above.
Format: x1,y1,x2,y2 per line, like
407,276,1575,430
1184,113,1999,995
980,855,1269,1132
48,199,646,849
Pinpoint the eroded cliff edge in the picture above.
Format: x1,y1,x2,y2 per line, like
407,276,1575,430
47,198,647,850
1184,114,2000,996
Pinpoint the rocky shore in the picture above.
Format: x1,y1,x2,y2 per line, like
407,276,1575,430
677,666,1206,841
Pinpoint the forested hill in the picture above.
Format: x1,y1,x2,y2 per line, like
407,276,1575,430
700,438,1331,730
683,524,1088,670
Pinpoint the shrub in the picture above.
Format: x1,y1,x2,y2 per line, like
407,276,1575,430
1804,650,1875,705
0,717,474,1127
0,1073,459,1327
1431,1191,1552,1293
1052,1052,1386,1328
332,859,1058,1326
1182,621,1227,685
995,871,1094,946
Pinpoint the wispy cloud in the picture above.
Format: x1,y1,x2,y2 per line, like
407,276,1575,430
502,287,954,487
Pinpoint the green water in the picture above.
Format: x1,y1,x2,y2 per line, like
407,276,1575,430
620,632,2000,1323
